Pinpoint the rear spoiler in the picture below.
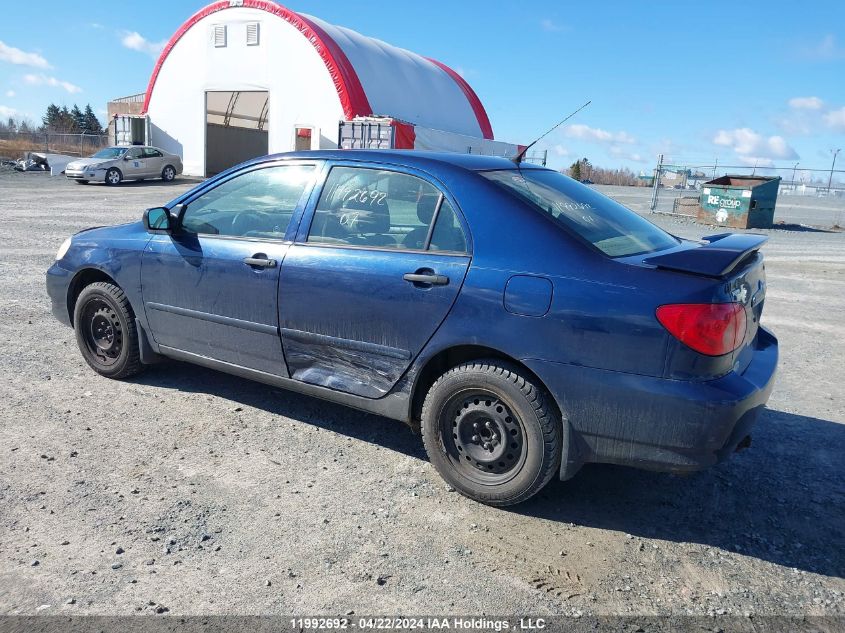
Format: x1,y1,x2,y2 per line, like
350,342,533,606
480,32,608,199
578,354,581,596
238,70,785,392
643,233,768,278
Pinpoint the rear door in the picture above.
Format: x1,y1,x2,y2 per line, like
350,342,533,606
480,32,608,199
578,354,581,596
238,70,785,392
141,161,318,375
141,147,165,177
279,163,471,398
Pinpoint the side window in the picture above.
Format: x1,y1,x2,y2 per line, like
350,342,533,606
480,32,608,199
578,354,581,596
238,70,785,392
125,148,142,159
181,164,315,238
144,148,163,158
429,199,467,252
307,166,465,252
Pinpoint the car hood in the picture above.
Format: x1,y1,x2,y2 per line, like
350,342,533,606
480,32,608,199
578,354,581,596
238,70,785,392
68,157,114,169
73,221,145,242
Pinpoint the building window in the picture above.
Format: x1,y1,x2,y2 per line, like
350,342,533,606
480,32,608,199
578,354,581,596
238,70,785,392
212,24,227,48
246,22,260,46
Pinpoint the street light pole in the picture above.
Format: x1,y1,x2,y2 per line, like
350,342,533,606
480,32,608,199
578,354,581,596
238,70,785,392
828,149,841,193
792,162,799,188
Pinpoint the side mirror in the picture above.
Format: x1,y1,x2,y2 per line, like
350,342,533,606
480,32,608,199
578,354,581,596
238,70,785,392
123,155,131,161
143,207,172,233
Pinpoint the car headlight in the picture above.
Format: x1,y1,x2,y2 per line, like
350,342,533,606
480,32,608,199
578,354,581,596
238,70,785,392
87,163,102,171
56,237,72,261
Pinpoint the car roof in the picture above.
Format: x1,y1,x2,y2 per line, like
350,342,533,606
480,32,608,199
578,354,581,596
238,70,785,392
249,149,546,173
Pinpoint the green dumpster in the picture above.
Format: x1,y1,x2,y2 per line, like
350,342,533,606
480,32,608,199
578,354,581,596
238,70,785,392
698,175,781,229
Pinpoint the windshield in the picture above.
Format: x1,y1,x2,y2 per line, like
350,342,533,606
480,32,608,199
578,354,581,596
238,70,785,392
91,147,127,160
481,169,679,257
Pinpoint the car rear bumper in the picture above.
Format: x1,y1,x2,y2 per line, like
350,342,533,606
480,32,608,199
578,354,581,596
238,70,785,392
46,263,73,326
524,326,778,479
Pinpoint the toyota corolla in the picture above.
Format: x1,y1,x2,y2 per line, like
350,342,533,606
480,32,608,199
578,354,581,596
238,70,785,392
46,151,778,505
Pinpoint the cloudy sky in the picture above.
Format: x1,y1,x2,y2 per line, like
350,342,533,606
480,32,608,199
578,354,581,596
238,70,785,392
1,0,843,173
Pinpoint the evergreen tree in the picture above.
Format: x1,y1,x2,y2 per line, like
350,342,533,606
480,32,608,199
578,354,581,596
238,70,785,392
569,160,582,181
70,104,85,132
42,103,61,130
82,104,103,134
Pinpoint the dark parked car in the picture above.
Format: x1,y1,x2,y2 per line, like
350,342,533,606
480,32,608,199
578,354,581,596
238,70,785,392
46,151,777,506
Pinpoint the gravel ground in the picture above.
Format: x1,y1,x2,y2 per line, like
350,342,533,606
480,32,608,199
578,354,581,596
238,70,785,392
0,172,843,618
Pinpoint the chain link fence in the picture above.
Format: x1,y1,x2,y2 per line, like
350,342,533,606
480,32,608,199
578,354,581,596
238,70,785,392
645,155,845,228
0,130,110,159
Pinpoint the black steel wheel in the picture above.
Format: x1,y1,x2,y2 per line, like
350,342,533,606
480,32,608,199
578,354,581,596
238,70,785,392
73,282,142,379
421,360,562,506
443,390,527,484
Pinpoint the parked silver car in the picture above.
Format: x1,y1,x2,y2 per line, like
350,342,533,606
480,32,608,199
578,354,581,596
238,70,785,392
65,146,183,185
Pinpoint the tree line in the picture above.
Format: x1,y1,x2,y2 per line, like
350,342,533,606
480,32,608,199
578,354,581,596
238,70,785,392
567,157,646,187
1,103,104,135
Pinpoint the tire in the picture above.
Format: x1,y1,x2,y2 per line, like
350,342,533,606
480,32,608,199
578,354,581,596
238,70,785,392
105,168,122,186
73,282,143,379
421,360,561,506
74,180,89,185
161,165,176,182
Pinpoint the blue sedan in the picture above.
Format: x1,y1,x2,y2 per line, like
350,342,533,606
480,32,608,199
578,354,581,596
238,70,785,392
46,151,778,505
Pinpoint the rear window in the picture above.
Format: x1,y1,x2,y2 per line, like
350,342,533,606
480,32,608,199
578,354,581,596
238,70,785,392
481,169,678,257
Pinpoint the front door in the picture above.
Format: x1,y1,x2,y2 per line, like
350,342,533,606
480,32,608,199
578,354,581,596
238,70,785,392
141,162,318,376
121,147,147,179
279,164,471,398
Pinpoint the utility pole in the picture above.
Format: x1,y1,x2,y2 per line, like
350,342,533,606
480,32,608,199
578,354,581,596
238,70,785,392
828,149,841,193
713,158,718,179
650,154,663,211
792,162,799,188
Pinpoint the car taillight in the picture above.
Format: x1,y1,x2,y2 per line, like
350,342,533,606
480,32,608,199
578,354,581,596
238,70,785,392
656,303,746,356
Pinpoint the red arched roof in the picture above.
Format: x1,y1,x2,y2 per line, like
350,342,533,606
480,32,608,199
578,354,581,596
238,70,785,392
141,0,371,119
141,0,494,139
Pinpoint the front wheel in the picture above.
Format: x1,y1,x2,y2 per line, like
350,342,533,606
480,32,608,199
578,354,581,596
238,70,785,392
73,282,143,379
105,168,122,186
421,360,562,506
161,165,176,182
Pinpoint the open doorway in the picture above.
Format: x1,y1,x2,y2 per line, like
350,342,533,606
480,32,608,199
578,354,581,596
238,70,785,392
205,90,269,176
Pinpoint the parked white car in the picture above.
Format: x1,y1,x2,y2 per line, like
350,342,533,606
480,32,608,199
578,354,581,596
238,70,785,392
65,146,183,185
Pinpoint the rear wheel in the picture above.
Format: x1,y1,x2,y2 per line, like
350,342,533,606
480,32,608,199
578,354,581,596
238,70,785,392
161,165,176,182
105,168,122,186
73,282,142,379
421,360,561,506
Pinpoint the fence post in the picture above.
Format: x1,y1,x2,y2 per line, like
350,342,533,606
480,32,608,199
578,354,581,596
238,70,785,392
44,132,49,153
650,154,663,211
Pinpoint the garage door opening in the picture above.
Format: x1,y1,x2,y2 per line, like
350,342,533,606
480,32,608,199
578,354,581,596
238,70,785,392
205,90,268,176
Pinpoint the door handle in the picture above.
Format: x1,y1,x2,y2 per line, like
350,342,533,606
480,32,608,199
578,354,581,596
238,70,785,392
243,256,277,268
403,272,449,286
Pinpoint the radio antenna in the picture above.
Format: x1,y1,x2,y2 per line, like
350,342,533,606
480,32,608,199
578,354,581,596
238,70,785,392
511,100,592,164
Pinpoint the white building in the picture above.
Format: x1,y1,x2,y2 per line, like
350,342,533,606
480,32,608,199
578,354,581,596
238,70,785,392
134,0,513,177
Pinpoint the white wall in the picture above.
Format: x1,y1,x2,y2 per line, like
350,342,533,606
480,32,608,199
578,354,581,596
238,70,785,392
146,7,344,177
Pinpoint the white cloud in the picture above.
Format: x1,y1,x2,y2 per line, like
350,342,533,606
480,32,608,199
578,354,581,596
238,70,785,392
0,40,51,68
5,89,15,98
799,34,843,60
23,73,82,94
736,156,775,168
0,104,19,118
788,96,824,110
541,18,563,32
609,146,646,163
121,31,166,58
823,107,845,132
564,124,636,144
552,144,569,157
712,127,798,161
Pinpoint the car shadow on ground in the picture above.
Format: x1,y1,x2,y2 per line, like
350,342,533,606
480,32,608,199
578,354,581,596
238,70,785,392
131,360,427,460
132,362,844,579
519,409,845,579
